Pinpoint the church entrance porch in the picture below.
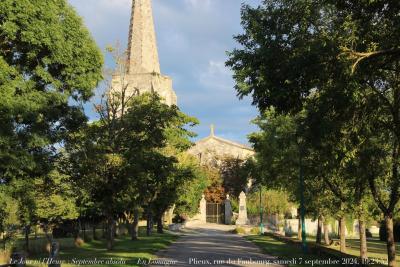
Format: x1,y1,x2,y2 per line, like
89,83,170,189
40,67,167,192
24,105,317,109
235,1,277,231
206,202,225,224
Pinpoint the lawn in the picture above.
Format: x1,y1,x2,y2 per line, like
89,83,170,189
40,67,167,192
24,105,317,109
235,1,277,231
329,238,398,265
248,234,398,267
22,229,178,267
247,235,342,267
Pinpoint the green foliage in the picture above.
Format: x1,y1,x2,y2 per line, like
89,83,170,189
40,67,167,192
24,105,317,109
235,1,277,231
246,188,292,216
0,0,102,247
0,0,103,99
0,0,103,182
230,197,239,213
229,0,394,225
0,188,20,246
34,170,79,224
174,154,210,216
249,109,299,200
220,157,249,197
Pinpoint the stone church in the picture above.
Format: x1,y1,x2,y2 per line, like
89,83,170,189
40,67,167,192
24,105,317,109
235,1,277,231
112,0,177,106
119,0,255,163
122,0,255,225
188,125,254,166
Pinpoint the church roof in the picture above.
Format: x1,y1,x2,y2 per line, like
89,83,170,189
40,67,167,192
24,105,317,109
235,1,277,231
194,125,254,152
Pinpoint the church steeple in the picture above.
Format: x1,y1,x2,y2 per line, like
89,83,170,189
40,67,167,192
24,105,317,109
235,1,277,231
127,0,161,74
115,0,177,106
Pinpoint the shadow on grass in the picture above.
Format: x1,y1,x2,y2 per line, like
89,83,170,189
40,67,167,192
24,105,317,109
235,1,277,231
247,235,341,267
28,231,178,267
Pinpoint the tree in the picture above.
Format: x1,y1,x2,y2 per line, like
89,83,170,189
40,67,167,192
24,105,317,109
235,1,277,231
174,155,210,217
0,188,19,251
155,151,209,228
249,109,341,244
220,157,249,197
331,2,400,265
0,0,103,182
0,0,102,257
227,1,400,264
34,170,79,243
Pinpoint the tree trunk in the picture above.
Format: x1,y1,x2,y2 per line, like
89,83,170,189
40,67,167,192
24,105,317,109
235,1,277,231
297,217,302,240
132,208,139,241
316,217,322,244
358,219,368,264
3,234,6,251
43,224,60,267
339,217,346,253
24,225,30,253
323,221,331,245
48,241,60,267
385,215,396,267
106,216,115,251
82,222,86,241
146,209,153,236
75,220,82,240
74,221,81,244
157,214,163,234
102,222,106,239
92,222,97,240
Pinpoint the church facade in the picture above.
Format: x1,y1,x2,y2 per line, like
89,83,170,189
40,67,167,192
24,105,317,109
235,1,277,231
188,126,255,166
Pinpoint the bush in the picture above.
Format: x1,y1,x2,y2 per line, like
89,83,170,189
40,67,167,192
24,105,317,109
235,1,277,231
232,227,246,234
250,227,260,235
379,220,400,242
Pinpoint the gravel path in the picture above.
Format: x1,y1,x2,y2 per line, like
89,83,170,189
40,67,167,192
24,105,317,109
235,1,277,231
149,223,282,267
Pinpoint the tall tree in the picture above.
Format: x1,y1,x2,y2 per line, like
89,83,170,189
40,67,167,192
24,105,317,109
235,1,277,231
0,0,102,256
227,1,400,264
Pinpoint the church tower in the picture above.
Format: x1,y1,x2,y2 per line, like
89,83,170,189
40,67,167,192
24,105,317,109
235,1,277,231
112,0,177,106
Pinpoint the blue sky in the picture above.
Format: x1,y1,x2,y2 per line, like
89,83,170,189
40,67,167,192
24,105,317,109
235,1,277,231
68,0,261,144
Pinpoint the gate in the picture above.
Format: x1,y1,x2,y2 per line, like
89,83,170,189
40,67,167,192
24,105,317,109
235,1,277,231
206,202,225,224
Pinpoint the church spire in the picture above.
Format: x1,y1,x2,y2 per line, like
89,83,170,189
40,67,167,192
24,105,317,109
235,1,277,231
127,0,161,74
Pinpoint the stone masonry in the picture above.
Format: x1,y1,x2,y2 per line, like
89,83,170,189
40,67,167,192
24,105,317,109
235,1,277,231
112,0,177,106
188,125,255,167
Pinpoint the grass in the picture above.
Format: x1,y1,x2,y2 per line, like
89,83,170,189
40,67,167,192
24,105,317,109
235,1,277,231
329,238,399,265
284,233,400,265
247,235,342,267
16,228,177,267
248,233,400,266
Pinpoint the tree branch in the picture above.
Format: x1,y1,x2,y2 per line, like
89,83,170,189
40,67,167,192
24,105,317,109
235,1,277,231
341,47,400,73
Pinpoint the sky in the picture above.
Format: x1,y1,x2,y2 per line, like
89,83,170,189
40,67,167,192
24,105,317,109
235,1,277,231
68,0,261,144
